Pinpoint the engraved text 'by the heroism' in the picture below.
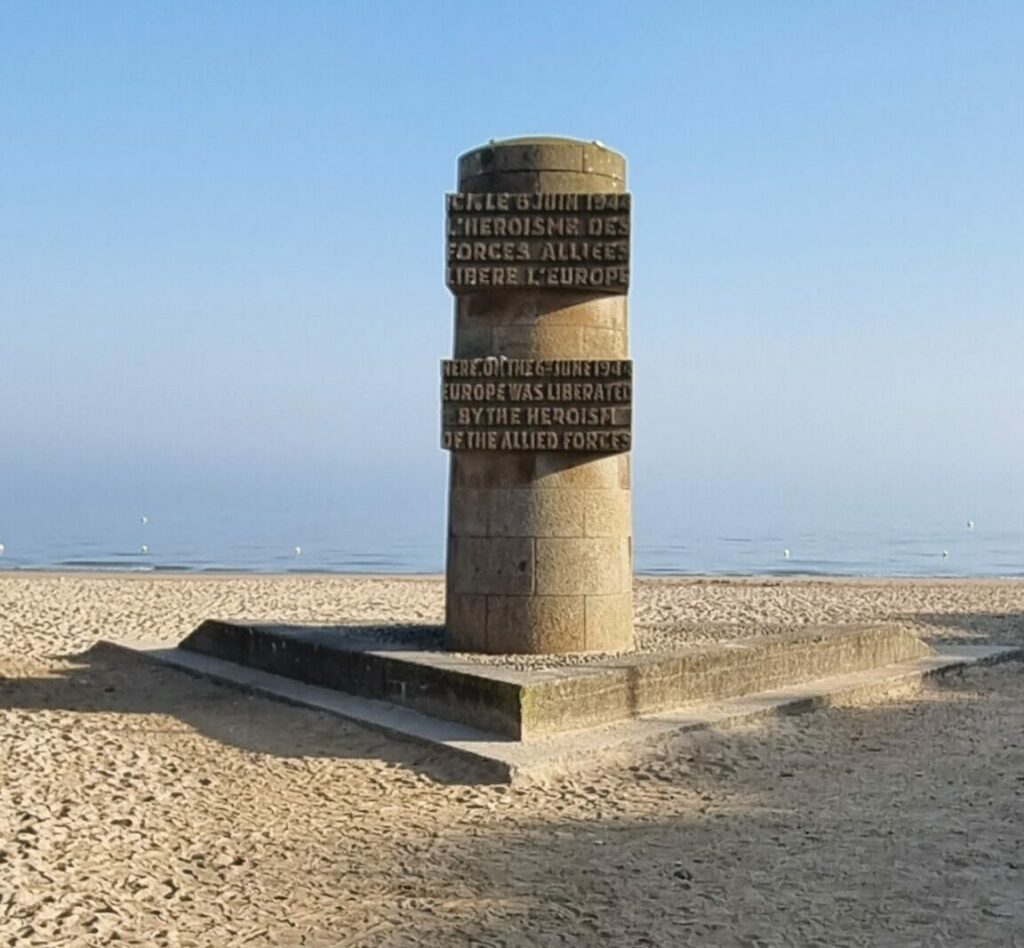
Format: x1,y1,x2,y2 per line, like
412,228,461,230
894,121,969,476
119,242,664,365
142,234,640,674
441,358,632,453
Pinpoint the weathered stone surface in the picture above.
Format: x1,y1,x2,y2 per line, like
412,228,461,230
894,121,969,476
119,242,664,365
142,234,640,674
452,452,535,488
541,297,628,332
449,488,489,537
534,537,631,596
491,324,583,358
179,620,937,740
180,619,523,738
459,170,541,194
534,453,623,489
584,593,634,651
448,536,534,595
459,141,583,178
452,323,494,357
488,489,585,538
582,141,627,180
457,137,626,181
444,136,635,654
582,489,632,537
519,624,935,737
446,592,488,651
456,292,628,330
532,171,626,193
486,595,585,653
580,326,628,356
460,171,625,194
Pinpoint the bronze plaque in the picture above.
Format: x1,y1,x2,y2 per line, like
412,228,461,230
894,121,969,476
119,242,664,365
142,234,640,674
445,192,631,294
441,358,632,452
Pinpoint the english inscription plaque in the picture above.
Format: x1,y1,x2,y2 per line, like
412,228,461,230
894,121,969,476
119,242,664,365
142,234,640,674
441,358,632,453
446,192,631,293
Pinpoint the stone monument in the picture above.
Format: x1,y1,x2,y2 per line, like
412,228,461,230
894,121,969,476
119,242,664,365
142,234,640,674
153,135,1012,783
442,136,634,654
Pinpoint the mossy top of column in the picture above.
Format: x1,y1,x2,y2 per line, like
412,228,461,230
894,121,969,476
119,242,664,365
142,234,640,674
458,136,626,192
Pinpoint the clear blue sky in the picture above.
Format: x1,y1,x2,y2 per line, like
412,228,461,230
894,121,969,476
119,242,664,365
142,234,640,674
2,2,1022,540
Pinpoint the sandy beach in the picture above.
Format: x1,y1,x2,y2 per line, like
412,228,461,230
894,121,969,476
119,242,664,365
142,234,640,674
2,573,1023,946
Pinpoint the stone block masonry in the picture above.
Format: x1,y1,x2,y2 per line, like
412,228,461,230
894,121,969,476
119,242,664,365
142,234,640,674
441,137,634,654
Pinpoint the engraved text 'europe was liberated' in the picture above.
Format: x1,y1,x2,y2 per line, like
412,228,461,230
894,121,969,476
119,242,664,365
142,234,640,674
441,359,632,453
446,192,630,293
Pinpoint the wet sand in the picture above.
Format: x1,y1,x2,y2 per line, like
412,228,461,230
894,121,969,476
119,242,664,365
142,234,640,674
2,574,1023,946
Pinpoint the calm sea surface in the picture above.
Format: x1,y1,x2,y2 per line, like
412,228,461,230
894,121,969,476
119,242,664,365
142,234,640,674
0,497,1021,578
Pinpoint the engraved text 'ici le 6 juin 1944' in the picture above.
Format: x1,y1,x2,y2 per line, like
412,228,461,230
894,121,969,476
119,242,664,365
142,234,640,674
441,359,632,453
446,192,631,293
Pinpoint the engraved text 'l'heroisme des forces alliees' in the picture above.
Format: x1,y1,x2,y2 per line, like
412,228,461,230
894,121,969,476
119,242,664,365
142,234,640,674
445,192,631,294
441,359,632,453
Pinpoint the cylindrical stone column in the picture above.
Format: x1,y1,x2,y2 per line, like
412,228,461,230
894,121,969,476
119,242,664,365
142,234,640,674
444,136,633,654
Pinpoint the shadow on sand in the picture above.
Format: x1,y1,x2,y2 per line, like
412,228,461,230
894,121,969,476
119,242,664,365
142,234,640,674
0,640,495,786
278,671,1024,947
910,610,1024,645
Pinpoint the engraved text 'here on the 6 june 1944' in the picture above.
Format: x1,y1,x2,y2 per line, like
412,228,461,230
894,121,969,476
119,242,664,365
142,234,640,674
446,192,631,294
441,358,632,453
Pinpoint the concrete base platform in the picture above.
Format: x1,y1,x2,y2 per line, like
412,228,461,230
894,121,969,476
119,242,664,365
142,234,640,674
177,619,936,739
109,637,1022,784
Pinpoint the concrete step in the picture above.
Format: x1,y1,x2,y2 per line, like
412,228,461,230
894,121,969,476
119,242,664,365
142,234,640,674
110,636,1022,784
181,619,931,739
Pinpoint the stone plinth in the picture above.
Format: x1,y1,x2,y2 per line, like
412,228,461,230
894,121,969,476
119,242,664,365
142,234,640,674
179,620,934,740
444,137,634,654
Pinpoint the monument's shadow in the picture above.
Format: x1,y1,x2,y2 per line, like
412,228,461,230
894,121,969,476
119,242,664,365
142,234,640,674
909,611,1024,645
0,638,496,786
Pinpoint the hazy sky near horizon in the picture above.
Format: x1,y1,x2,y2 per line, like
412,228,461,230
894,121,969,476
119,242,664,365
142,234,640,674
2,2,1022,537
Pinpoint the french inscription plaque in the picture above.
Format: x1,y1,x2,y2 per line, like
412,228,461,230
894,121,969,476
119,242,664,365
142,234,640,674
441,358,632,453
446,192,631,294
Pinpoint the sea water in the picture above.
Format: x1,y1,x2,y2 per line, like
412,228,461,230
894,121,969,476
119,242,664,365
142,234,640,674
0,489,1020,578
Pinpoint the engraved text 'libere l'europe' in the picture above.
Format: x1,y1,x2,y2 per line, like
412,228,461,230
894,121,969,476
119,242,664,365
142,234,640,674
446,192,631,293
